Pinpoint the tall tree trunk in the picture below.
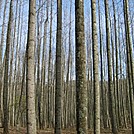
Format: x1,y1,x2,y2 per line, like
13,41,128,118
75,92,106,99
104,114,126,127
14,0,22,126
36,1,42,128
65,0,72,128
112,0,121,127
55,0,62,133
98,0,107,128
91,0,100,133
9,0,19,127
123,0,134,132
0,0,8,125
41,4,48,128
104,0,118,133
118,22,127,128
48,0,53,128
3,0,13,133
75,0,88,133
26,0,36,133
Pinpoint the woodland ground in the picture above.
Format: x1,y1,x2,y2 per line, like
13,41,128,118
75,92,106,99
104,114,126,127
0,127,132,134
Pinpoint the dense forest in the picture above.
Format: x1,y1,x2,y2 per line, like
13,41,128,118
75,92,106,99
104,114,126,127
0,0,134,134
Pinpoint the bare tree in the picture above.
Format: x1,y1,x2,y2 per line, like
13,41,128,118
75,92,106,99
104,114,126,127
104,0,118,133
91,0,100,133
0,0,8,126
26,0,36,133
55,0,62,133
3,0,13,133
75,0,88,133
123,0,134,132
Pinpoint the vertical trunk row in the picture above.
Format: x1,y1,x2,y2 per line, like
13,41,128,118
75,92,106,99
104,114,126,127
104,0,118,133
3,0,13,133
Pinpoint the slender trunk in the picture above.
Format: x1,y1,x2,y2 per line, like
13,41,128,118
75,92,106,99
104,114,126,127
75,0,88,133
26,0,36,133
98,0,107,128
123,0,134,132
36,1,42,128
3,0,13,133
104,0,118,133
0,0,8,125
48,0,53,128
42,11,48,129
112,0,121,127
55,0,62,133
91,0,100,133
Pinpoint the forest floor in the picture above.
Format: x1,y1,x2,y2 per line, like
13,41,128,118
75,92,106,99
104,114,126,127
0,127,132,134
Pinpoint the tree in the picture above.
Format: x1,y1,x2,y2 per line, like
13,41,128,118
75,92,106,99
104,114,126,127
0,0,8,126
98,0,108,128
26,0,36,133
36,0,42,129
91,0,100,133
123,0,134,132
75,0,88,133
55,0,62,133
3,0,13,133
48,0,53,128
112,0,121,127
41,1,48,128
104,0,118,133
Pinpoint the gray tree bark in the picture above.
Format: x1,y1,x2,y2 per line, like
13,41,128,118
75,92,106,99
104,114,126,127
75,0,88,133
91,0,100,133
26,0,36,133
55,0,62,133
3,0,13,133
123,0,134,132
104,0,118,133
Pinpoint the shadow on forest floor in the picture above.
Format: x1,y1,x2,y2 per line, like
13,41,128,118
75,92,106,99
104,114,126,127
0,127,132,134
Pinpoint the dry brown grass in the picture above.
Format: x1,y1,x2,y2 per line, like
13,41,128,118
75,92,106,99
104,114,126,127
0,127,132,134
